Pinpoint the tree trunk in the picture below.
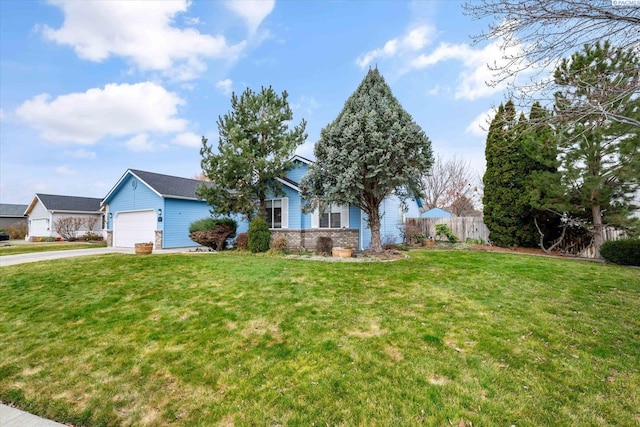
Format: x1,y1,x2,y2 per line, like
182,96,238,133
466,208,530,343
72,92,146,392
369,209,383,253
592,204,603,259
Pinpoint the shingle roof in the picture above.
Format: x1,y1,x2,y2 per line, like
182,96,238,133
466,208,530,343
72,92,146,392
36,194,102,212
0,203,28,217
130,169,205,199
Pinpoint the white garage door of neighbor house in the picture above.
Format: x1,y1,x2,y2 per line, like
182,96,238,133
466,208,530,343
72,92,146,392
30,219,49,236
114,210,157,248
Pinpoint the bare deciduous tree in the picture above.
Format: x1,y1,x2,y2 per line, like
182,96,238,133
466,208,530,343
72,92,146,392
421,156,480,215
463,0,640,128
54,217,85,241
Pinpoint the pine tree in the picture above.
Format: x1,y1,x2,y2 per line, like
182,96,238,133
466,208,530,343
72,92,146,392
197,86,307,220
300,69,433,253
551,41,640,257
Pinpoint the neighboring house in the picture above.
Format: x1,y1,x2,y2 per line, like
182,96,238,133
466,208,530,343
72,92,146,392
264,156,422,250
0,203,28,229
24,194,103,239
420,207,453,218
102,169,248,249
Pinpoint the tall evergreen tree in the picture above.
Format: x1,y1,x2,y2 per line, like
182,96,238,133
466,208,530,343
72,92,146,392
483,101,559,247
300,69,433,253
197,86,307,220
549,42,640,257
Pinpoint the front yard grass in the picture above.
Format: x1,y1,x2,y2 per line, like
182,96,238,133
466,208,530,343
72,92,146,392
0,241,107,256
1,250,639,426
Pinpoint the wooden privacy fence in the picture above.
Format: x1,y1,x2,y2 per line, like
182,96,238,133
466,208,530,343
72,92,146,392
406,217,490,243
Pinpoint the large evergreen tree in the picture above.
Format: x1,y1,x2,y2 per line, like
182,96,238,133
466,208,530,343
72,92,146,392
197,86,307,220
549,42,640,257
483,101,559,247
300,69,433,253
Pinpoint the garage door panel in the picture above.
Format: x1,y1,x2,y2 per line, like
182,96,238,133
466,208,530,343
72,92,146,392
30,219,49,236
114,210,156,248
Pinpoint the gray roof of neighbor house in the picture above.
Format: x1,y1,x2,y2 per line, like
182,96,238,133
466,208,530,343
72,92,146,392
0,203,28,217
129,169,205,199
34,194,102,213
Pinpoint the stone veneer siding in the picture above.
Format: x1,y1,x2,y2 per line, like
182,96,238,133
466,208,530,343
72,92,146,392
270,229,359,252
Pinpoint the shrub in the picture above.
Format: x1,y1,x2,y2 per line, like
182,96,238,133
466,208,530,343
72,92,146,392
465,237,484,245
189,217,237,250
248,218,271,253
435,224,458,243
600,239,640,266
7,222,28,240
54,217,85,241
270,235,287,251
84,231,103,241
316,236,332,255
43,236,57,242
236,233,248,250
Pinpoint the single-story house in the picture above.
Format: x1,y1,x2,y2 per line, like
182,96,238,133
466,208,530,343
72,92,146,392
25,194,103,239
262,156,422,250
103,158,421,251
420,207,453,218
0,203,28,229
102,169,247,249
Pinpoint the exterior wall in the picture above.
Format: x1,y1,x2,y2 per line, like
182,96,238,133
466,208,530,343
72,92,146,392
163,198,211,248
359,196,421,249
50,212,103,239
285,160,309,184
420,207,452,218
27,200,51,236
105,174,164,230
105,174,164,243
270,228,359,251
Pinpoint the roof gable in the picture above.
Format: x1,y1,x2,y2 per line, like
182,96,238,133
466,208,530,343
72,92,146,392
27,194,102,214
103,169,206,204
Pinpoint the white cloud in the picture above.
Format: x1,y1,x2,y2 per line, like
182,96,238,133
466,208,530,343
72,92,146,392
55,165,76,175
292,95,320,117
356,25,435,68
15,82,187,144
66,149,97,159
40,0,246,80
172,132,202,148
126,134,156,152
409,38,530,100
466,108,497,138
224,0,275,34
216,79,233,96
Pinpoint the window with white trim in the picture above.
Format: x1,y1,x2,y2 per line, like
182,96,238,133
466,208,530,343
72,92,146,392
312,204,349,229
265,198,288,229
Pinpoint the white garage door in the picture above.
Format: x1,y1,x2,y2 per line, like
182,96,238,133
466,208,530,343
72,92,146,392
114,210,156,248
30,219,50,237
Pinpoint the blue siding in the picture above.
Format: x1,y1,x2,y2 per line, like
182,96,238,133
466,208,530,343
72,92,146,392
285,160,308,184
349,205,360,229
421,207,452,218
164,199,211,248
106,174,163,231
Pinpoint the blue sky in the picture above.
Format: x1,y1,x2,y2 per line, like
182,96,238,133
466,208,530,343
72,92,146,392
1,0,513,204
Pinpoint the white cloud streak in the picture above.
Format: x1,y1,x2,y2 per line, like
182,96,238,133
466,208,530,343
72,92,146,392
15,82,187,144
216,79,233,96
40,0,246,80
224,0,275,34
356,25,435,68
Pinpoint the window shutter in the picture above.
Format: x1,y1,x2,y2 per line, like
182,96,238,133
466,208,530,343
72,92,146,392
341,205,350,228
281,197,289,229
311,208,319,228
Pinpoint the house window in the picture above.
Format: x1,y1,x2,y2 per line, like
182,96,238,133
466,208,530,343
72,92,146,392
265,199,282,228
319,204,343,228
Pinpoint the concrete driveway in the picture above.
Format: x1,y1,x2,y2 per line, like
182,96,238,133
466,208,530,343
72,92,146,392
0,246,208,267
0,247,134,267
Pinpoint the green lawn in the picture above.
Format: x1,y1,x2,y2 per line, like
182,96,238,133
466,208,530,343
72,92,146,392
1,250,638,426
0,241,107,256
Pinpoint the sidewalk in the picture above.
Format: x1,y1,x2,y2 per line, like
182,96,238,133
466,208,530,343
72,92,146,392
0,404,67,426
